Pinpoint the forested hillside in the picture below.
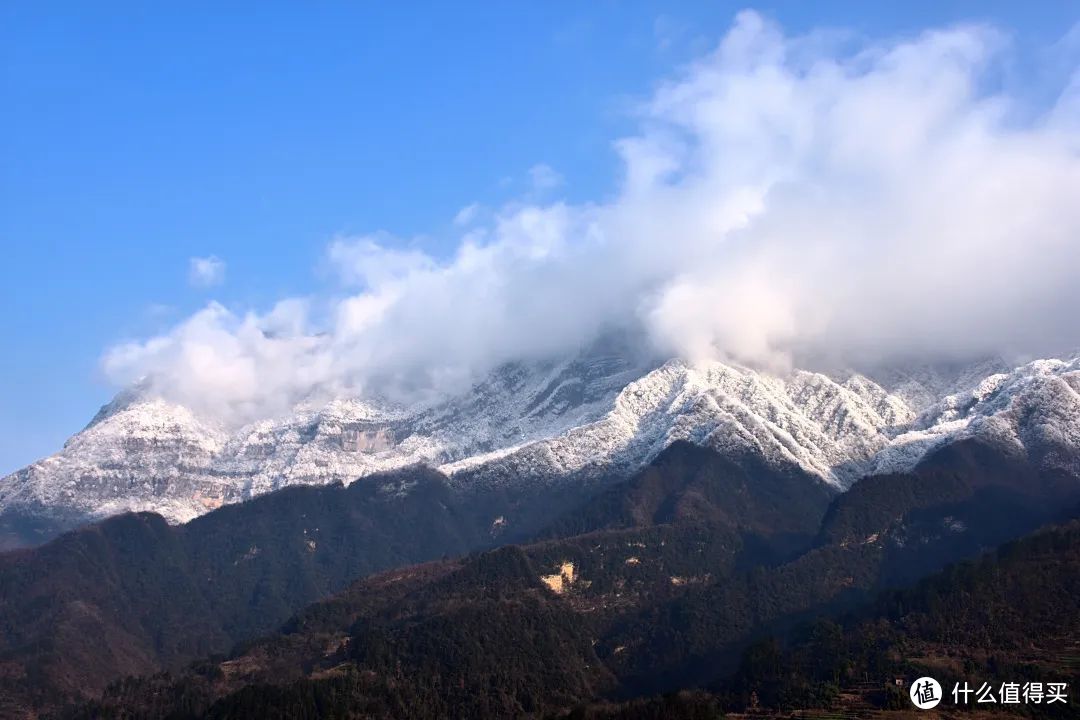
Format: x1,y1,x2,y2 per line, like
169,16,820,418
48,441,1080,719
0,467,496,714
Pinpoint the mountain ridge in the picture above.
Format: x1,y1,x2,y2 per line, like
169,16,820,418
2,350,1078,549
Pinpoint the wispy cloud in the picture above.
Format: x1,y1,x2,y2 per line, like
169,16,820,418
528,163,563,192
453,203,481,227
653,15,683,51
188,256,226,288
105,11,1080,424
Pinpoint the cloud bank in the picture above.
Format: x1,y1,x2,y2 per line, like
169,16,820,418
104,11,1080,424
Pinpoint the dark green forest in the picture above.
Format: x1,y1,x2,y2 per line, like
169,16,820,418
64,516,1080,719
1,439,1078,718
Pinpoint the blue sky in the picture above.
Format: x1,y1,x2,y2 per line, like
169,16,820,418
1,1,1077,475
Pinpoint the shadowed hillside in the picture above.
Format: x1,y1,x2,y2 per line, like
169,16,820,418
46,440,1080,719
0,443,833,715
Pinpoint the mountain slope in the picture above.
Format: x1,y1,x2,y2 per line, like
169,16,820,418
57,442,1080,720
1,351,1077,550
718,518,1080,715
0,440,834,716
0,341,655,547
539,441,833,560
0,465,500,714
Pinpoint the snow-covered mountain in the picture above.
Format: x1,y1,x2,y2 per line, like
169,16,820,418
1,346,1078,540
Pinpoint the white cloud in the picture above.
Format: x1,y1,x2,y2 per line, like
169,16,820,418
326,234,435,288
528,163,563,192
106,11,1080,425
453,203,481,227
188,256,226,288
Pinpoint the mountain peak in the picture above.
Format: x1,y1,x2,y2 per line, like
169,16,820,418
2,350,1078,548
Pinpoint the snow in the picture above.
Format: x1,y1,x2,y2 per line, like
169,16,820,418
1,349,1078,527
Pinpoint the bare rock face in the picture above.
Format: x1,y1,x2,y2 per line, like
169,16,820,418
1,344,1077,545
